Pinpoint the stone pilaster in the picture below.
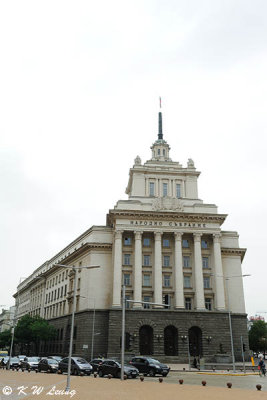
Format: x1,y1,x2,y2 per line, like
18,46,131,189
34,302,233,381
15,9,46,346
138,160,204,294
174,232,184,308
133,231,143,308
194,233,205,310
213,233,226,310
154,231,163,306
112,230,123,307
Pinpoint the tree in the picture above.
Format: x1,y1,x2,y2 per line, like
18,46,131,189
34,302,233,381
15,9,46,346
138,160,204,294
249,320,267,355
15,314,57,355
0,329,13,349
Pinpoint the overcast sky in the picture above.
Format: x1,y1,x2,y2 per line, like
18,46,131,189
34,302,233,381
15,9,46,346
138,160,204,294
0,0,266,318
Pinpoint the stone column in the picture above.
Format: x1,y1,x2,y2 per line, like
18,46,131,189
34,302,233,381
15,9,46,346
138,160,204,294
174,232,184,308
173,180,176,198
112,230,123,307
154,231,163,305
133,231,143,308
213,234,226,310
193,233,205,310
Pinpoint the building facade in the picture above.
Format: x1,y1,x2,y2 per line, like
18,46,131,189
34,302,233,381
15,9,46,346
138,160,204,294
14,111,248,362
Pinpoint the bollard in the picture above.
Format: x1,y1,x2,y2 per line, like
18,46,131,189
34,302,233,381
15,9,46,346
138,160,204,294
256,384,262,391
140,376,144,382
179,379,183,384
159,377,163,383
201,380,207,386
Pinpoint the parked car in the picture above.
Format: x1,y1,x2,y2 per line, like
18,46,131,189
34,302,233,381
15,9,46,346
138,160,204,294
129,356,170,377
89,358,105,372
17,355,27,366
98,359,139,378
38,358,59,373
58,357,92,376
3,357,20,369
21,357,40,370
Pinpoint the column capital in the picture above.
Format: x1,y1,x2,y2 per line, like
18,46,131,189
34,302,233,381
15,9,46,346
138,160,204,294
213,233,222,243
193,232,202,242
134,231,143,240
174,232,183,241
154,231,163,240
114,230,123,240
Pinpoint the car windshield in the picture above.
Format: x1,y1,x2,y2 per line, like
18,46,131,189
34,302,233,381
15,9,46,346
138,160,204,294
28,357,39,362
75,358,88,364
11,358,19,362
147,358,161,364
48,359,58,365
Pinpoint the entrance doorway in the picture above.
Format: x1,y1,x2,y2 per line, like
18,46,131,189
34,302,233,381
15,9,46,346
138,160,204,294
188,326,202,357
139,325,153,355
164,325,178,356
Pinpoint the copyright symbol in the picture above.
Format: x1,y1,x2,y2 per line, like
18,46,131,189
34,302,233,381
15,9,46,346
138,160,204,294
2,386,12,396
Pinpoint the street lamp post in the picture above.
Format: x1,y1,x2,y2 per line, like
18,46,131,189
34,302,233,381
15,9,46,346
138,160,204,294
53,264,100,392
120,285,169,380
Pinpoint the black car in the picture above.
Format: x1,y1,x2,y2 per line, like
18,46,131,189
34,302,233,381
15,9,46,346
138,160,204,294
98,359,139,378
38,358,59,373
129,357,170,377
89,358,105,372
58,357,92,376
21,357,40,371
48,355,62,362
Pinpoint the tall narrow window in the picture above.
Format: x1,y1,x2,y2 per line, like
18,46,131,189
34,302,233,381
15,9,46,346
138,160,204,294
125,295,131,309
203,277,210,289
143,296,151,309
182,239,189,248
202,257,209,269
184,276,191,288
163,183,168,197
185,297,192,310
123,274,131,286
124,237,132,245
143,274,151,287
163,255,170,267
123,254,131,265
183,256,190,268
163,294,171,308
164,275,171,287
205,298,212,310
143,238,150,246
201,240,208,249
163,239,170,247
143,255,150,266
176,184,181,198
149,182,155,196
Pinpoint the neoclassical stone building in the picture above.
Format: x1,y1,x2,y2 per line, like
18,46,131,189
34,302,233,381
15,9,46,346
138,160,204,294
14,111,248,362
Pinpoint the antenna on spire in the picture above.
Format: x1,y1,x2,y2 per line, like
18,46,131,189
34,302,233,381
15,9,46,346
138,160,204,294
158,96,163,140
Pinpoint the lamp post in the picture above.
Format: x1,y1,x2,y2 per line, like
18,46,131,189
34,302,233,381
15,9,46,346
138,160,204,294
120,285,169,380
53,264,100,392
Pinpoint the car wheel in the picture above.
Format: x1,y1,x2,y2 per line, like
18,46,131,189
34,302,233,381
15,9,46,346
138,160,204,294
98,370,103,377
149,369,155,377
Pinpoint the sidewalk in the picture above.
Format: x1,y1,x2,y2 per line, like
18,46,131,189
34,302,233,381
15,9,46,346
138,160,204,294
168,362,257,374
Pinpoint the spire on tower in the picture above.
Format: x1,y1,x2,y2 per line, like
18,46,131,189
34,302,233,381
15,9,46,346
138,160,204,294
158,96,163,140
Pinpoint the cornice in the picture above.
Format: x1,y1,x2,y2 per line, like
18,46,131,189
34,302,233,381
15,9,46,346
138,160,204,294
107,209,227,226
221,247,246,262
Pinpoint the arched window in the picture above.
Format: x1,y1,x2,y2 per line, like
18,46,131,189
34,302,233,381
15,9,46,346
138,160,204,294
188,326,203,357
139,325,153,355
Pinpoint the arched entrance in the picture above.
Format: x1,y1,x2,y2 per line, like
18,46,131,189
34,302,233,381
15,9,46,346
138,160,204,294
164,325,178,356
139,325,153,355
188,326,202,357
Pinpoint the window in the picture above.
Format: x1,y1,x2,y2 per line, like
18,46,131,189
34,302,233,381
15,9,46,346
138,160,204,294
143,255,150,266
163,149,166,156
149,182,155,196
57,288,60,299
184,276,191,288
61,286,63,298
64,284,67,296
51,291,53,301
158,149,160,155
185,297,192,310
143,274,151,287
163,239,170,247
125,295,131,309
123,254,131,265
163,255,170,267
182,239,189,248
176,184,181,198
183,256,190,268
164,275,171,287
56,276,58,285
201,240,208,249
203,277,211,289
143,296,151,309
143,238,150,246
124,237,132,245
124,273,131,286
205,298,212,310
163,183,168,197
202,257,209,269
163,294,171,308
